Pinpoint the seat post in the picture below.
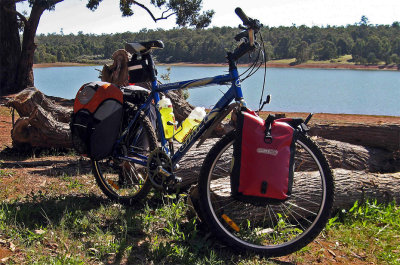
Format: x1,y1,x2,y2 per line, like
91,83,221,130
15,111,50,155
144,53,157,82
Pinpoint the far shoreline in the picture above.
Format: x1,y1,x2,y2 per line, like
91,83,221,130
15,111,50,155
33,61,400,71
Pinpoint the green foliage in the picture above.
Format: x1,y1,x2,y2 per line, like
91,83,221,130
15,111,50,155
85,0,214,28
1,187,399,264
327,200,400,264
33,18,400,65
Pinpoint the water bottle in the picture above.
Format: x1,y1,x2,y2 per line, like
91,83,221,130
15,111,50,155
158,96,176,139
174,107,206,143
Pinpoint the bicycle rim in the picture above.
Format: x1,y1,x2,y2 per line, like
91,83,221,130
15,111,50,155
92,115,157,204
199,132,334,255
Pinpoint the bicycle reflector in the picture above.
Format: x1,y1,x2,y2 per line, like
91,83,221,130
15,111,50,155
222,214,240,232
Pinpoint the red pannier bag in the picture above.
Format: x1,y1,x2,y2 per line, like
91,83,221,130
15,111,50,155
231,110,296,204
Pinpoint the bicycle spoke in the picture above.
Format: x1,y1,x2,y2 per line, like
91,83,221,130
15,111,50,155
286,202,318,216
282,203,306,231
291,194,321,206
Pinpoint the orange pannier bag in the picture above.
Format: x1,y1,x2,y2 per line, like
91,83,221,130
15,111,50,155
70,81,123,160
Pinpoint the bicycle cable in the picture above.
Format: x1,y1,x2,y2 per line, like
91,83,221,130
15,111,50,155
257,33,268,112
239,42,262,81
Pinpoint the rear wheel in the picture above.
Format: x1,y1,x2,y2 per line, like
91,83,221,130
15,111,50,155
198,131,334,257
92,113,157,205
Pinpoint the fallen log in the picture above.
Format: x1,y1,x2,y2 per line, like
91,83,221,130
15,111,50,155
7,87,73,148
333,169,400,209
7,87,72,123
309,121,400,152
311,137,400,173
5,79,195,148
176,137,399,190
11,105,72,148
188,169,400,223
100,49,194,123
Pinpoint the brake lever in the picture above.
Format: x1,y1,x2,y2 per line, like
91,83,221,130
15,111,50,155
234,30,248,41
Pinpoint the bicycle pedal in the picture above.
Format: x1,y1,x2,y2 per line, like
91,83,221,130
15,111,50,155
174,176,182,183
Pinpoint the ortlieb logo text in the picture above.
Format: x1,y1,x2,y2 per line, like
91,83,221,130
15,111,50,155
256,148,278,156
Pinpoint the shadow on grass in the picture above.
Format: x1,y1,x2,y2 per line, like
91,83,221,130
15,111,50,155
1,194,109,230
0,146,73,162
0,148,92,178
1,192,297,264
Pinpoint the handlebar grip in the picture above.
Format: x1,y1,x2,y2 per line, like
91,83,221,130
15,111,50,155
235,7,250,25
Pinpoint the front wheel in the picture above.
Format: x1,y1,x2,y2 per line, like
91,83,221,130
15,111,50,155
92,113,157,205
198,131,334,257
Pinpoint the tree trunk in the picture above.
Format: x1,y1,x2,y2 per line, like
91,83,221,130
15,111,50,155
176,137,400,190
7,87,72,123
0,0,21,96
188,169,400,222
5,88,400,213
16,3,46,91
309,137,400,173
101,49,195,123
7,87,72,148
6,88,400,174
309,121,400,152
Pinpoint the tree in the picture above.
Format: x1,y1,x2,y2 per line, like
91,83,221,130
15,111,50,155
316,40,337,61
359,15,369,26
295,41,310,64
275,36,291,59
0,0,214,97
351,38,366,63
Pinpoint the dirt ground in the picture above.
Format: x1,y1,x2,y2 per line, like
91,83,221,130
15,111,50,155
0,100,399,264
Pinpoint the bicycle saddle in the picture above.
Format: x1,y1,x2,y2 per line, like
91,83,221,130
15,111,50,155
125,40,164,54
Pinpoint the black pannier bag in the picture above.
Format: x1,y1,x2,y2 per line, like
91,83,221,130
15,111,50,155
71,81,123,160
127,54,154,84
121,85,157,133
121,85,150,104
231,110,297,204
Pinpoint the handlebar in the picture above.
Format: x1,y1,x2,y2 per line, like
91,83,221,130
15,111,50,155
235,7,251,26
235,7,262,31
229,7,262,62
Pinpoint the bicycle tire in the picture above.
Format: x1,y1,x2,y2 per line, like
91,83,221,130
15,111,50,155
92,112,157,205
198,130,334,257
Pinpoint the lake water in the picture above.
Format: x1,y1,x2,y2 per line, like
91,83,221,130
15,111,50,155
34,65,400,116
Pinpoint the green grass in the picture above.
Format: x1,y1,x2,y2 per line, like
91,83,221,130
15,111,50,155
304,54,354,64
269,58,297,64
270,55,354,65
0,187,399,264
326,200,400,264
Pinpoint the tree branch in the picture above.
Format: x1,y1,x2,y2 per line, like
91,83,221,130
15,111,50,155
2,5,28,24
133,1,176,22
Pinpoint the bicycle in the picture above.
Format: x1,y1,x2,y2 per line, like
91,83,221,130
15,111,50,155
90,8,335,257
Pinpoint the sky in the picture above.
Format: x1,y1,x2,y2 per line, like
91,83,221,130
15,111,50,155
17,0,400,35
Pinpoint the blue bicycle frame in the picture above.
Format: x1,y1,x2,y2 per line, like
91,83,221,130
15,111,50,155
116,55,245,169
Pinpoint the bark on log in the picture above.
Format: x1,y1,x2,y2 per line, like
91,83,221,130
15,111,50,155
100,49,194,123
177,137,400,191
188,169,400,222
313,137,400,173
309,122,400,152
11,106,72,148
7,87,72,148
101,49,130,87
333,169,400,209
7,87,72,123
